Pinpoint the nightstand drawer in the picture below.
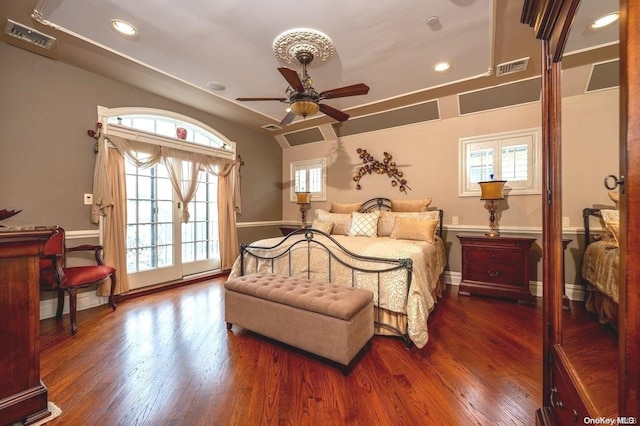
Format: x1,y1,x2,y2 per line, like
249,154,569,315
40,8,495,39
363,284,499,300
464,262,525,286
464,247,524,265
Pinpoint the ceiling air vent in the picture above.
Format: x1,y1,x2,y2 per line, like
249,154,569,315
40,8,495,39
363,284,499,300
3,19,56,50
261,124,282,131
496,57,529,77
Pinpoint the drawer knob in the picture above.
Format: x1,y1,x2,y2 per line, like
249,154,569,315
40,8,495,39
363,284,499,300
487,270,500,278
491,254,496,259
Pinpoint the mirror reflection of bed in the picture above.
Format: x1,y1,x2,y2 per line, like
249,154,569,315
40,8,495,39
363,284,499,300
559,0,620,417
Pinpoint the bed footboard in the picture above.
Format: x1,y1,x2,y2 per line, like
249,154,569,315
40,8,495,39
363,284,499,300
238,228,414,346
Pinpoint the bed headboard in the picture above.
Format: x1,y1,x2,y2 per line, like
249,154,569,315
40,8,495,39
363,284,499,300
583,207,603,246
359,197,444,239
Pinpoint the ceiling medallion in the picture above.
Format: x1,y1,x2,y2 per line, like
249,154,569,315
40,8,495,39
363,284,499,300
272,28,335,68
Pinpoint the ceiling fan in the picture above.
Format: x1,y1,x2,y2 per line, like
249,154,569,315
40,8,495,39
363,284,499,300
236,51,370,126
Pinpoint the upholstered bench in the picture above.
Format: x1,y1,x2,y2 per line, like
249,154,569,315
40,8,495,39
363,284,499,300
224,272,374,369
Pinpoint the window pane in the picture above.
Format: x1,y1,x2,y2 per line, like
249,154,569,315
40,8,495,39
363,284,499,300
138,200,153,223
157,201,173,222
468,148,494,182
502,144,528,181
155,120,175,139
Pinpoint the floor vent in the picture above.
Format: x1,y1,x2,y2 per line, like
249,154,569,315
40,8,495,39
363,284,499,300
496,57,529,77
262,123,282,131
3,19,56,50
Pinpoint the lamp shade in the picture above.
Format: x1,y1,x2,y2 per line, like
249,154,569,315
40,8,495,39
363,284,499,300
291,100,319,118
479,180,506,200
295,191,312,204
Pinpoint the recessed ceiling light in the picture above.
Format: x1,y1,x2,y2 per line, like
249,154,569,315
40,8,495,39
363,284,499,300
206,81,226,91
433,62,452,73
590,12,619,29
110,19,138,37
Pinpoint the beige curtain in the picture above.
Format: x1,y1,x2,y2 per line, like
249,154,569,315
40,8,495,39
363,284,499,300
92,134,238,293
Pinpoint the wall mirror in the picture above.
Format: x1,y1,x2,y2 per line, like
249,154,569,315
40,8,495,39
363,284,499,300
560,0,620,418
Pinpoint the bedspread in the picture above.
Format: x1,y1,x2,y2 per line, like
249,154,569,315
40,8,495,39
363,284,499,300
228,234,446,348
582,239,619,303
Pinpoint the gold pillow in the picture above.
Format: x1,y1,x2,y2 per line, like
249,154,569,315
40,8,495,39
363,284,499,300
330,202,361,214
311,219,333,234
390,198,432,212
377,210,440,237
314,209,351,235
608,191,619,209
601,209,620,246
390,217,439,243
348,211,380,237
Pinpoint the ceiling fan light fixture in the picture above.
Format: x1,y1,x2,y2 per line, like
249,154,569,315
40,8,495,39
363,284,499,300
291,100,319,118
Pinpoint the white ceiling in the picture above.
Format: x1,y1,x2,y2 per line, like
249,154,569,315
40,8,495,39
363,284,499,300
1,0,619,133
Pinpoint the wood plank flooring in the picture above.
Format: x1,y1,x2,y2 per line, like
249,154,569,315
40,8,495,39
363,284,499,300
40,277,543,425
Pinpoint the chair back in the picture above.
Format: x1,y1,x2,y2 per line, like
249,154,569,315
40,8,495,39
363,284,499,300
40,227,66,289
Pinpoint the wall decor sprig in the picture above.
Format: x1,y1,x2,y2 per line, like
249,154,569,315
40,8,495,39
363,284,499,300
353,148,411,193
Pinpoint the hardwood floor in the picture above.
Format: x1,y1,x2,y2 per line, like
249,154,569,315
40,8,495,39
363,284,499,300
40,278,543,425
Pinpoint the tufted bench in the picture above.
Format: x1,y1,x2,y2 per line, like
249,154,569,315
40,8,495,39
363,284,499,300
224,272,374,368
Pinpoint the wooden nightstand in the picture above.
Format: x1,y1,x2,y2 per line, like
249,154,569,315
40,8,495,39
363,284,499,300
457,233,536,304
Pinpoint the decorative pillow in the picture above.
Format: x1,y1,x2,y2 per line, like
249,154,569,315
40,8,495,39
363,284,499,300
330,202,361,214
348,211,380,237
390,198,432,212
314,209,351,235
311,219,333,234
601,209,620,246
390,218,439,243
608,191,619,209
377,210,440,237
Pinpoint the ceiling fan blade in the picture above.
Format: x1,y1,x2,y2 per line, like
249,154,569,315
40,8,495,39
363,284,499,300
319,83,370,99
280,111,296,126
236,97,288,102
319,104,349,122
278,67,305,93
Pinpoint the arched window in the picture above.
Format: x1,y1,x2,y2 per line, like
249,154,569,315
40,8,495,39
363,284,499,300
97,106,236,290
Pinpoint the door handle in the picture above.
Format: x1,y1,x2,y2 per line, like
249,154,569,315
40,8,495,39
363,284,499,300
550,387,563,408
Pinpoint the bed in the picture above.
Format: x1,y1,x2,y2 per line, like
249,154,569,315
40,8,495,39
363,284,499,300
581,207,620,326
228,198,447,348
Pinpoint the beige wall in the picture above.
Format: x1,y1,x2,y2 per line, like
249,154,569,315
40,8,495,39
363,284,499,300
0,42,282,231
281,87,619,285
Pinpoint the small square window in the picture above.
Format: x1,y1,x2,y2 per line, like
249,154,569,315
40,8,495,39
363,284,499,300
459,128,541,196
290,158,326,202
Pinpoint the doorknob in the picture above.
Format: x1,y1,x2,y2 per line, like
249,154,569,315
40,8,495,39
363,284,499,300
604,174,625,191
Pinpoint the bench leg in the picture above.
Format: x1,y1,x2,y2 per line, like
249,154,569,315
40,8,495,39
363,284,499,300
226,322,233,331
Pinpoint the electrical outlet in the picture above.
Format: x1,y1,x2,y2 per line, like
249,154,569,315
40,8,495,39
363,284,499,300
84,193,93,205
562,217,570,227
452,216,459,225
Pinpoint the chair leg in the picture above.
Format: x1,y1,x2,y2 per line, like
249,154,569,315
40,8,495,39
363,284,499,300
67,287,79,335
56,290,65,319
108,272,117,311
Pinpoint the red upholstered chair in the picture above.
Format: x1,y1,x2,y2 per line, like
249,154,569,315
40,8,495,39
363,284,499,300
39,227,117,334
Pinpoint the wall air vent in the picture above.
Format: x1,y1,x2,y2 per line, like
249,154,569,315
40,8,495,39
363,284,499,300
3,19,56,50
496,57,529,77
261,124,282,131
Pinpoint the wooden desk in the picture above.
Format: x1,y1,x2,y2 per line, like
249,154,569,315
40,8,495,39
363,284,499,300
0,228,54,425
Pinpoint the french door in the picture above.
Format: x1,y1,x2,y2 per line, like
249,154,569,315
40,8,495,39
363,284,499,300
125,159,220,289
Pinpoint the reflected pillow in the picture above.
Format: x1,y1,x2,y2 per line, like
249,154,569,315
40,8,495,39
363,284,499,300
348,211,380,237
390,198,432,212
314,209,351,235
330,202,361,214
377,210,440,237
390,218,439,243
601,209,620,246
311,219,333,234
